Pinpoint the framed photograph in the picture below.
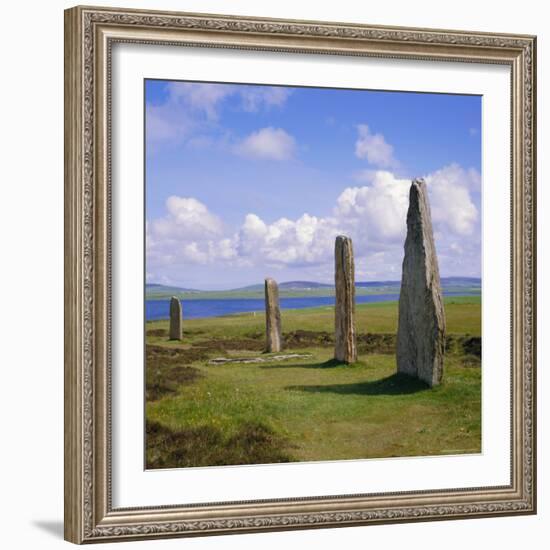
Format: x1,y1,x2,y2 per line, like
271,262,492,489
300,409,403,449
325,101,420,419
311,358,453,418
64,5,537,544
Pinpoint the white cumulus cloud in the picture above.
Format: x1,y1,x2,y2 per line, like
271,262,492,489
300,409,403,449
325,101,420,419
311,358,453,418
425,164,479,235
151,196,223,240
146,196,228,272
146,163,481,281
335,171,410,245
355,124,397,168
147,83,293,146
235,127,297,160
239,87,291,112
166,82,234,120
236,213,341,267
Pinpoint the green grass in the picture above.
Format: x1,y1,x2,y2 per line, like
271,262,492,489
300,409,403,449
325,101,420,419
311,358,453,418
146,296,481,343
145,297,481,468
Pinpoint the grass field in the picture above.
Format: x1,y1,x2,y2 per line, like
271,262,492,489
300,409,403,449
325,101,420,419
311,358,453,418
145,296,481,468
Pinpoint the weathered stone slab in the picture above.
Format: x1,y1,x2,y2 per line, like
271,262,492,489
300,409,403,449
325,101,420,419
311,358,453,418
334,235,357,363
169,296,182,340
265,278,282,352
209,353,312,365
397,179,446,386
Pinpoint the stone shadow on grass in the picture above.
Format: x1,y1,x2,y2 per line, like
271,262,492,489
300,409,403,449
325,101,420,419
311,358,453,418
285,373,430,396
260,358,359,370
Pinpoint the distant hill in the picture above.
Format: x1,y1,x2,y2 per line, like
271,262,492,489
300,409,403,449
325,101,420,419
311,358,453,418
280,280,334,289
236,278,480,291
356,280,399,288
440,277,481,286
232,280,334,292
146,277,480,299
357,277,480,287
146,283,199,297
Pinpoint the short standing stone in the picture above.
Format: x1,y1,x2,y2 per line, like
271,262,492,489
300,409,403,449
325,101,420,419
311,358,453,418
169,296,182,340
334,235,357,363
265,278,282,352
397,179,446,386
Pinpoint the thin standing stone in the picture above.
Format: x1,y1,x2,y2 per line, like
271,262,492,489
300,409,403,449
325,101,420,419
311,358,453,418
265,277,282,353
397,178,446,386
334,235,357,363
169,296,182,340
265,278,282,352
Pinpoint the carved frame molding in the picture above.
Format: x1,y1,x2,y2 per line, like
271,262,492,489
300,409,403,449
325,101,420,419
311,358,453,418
64,5,536,544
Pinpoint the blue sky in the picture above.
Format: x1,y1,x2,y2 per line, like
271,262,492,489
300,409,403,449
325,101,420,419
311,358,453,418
146,79,481,290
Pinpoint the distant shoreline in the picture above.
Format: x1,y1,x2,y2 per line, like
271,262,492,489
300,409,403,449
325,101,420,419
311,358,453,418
145,293,480,322
146,281,481,302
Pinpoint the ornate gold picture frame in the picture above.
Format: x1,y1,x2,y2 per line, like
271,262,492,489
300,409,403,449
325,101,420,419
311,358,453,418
64,5,536,544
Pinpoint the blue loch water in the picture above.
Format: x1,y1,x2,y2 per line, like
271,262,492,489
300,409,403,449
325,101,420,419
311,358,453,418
145,291,477,321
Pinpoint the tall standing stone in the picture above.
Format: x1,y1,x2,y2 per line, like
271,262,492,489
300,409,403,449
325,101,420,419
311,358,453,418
265,278,282,352
334,235,357,363
397,179,446,386
169,296,182,340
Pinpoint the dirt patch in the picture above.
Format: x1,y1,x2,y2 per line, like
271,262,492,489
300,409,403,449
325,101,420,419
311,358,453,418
284,330,333,348
445,335,482,358
197,338,265,352
146,328,168,338
185,329,206,336
357,333,396,354
283,331,481,358
146,420,294,468
146,366,203,401
147,333,481,364
146,345,205,401
462,336,481,358
244,330,264,340
146,328,207,339
147,344,210,364
461,355,481,368
283,330,395,354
